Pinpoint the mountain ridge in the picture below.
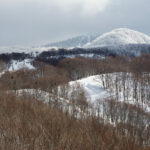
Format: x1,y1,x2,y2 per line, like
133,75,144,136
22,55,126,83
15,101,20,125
44,34,98,48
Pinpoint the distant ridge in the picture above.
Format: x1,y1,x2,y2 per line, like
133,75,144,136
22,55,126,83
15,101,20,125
0,28,150,65
44,34,98,48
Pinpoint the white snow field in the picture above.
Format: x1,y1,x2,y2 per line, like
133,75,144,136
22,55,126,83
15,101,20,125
70,73,150,112
8,59,35,71
84,28,150,48
70,75,110,103
0,46,59,55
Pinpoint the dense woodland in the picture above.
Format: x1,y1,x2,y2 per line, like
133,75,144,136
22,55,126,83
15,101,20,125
0,54,150,149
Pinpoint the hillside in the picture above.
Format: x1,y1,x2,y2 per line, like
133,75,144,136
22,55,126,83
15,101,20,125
44,34,98,48
84,28,150,48
0,54,150,149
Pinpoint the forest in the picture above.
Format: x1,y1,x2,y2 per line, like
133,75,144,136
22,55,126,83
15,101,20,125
0,54,150,150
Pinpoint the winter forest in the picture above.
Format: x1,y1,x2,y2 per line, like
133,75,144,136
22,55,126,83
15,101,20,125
0,53,150,150
1,0,150,149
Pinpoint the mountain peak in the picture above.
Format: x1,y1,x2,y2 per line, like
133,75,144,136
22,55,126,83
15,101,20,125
84,28,150,48
111,28,136,32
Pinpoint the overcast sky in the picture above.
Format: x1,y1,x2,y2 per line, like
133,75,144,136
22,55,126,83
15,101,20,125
0,0,150,46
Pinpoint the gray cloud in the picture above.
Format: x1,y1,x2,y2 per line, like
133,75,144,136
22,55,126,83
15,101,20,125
0,0,149,46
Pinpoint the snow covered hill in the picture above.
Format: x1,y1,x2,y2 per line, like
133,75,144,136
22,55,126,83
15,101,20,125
43,28,150,57
70,73,150,112
1,28,150,55
11,73,150,121
70,76,109,103
44,34,98,48
45,28,150,49
0,28,150,68
84,28,150,48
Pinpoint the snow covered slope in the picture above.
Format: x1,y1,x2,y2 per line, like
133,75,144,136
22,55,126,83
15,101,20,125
1,28,150,58
8,59,35,71
70,76,109,103
84,28,150,48
0,46,58,55
45,34,98,48
70,73,150,112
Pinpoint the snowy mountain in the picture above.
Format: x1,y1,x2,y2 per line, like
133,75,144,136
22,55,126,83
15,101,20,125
43,28,150,57
44,34,98,48
1,28,150,71
84,28,150,48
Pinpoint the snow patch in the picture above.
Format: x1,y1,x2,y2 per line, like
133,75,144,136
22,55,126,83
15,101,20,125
8,59,35,71
70,75,109,103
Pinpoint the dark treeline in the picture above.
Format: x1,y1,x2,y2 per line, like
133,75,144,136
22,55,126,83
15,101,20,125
37,47,116,58
1,44,150,66
0,53,30,62
0,47,116,63
0,54,150,89
57,54,150,80
32,44,150,59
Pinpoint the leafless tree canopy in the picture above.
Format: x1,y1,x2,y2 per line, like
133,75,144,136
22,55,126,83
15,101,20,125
0,54,150,149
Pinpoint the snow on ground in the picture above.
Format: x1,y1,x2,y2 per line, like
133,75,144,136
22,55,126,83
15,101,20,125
0,46,59,55
84,28,150,48
11,89,87,118
7,72,150,113
8,59,35,71
45,34,98,48
70,75,110,103
0,59,35,76
8,72,150,123
0,71,5,77
1,28,150,57
70,73,150,112
12,89,52,103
